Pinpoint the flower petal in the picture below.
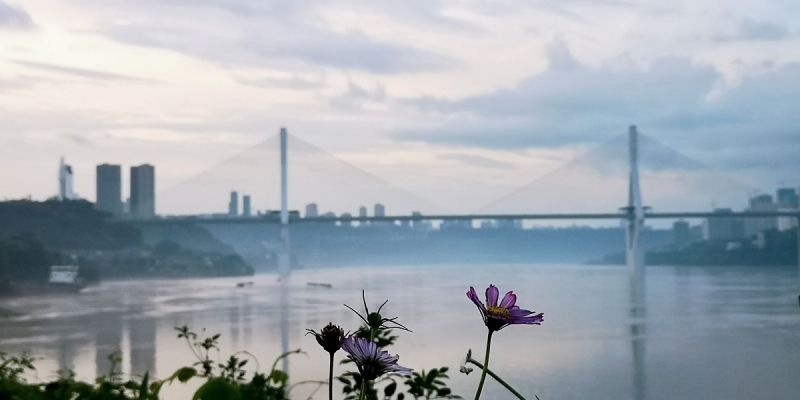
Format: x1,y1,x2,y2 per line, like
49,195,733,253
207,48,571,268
511,313,544,325
467,287,486,312
499,291,516,308
486,285,499,307
509,307,533,316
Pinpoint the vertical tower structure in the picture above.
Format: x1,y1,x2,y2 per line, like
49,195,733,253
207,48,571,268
229,191,239,216
626,125,647,400
278,127,290,275
96,164,122,215
58,157,75,200
626,125,645,286
242,195,252,217
130,164,156,218
278,127,291,373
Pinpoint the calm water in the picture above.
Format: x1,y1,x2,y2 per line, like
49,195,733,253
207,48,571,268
1,263,799,399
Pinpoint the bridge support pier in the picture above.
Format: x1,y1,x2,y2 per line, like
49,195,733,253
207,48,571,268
278,127,290,373
278,127,290,277
625,125,645,292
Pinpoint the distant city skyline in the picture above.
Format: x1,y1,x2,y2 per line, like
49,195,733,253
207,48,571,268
54,158,800,226
1,1,798,214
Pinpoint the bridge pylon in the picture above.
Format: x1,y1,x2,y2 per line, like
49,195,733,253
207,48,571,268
278,127,291,277
624,125,646,289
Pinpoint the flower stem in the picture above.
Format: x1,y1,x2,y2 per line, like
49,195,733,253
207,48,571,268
473,330,494,400
466,357,529,400
328,352,334,400
358,379,368,400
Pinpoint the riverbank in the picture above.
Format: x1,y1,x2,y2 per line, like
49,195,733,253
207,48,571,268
592,228,798,266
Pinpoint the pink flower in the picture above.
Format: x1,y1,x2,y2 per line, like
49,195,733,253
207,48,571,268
467,284,544,332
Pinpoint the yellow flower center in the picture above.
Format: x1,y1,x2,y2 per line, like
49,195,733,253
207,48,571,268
487,306,511,319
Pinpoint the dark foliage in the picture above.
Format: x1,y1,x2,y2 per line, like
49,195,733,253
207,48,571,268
0,327,295,400
0,200,142,250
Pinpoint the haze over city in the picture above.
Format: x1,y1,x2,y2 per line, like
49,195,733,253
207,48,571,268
2,1,799,214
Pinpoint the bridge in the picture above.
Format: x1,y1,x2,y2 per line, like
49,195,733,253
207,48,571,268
137,210,800,224
128,126,800,282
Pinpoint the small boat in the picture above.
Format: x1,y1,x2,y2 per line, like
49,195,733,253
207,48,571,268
307,282,333,288
2,266,86,296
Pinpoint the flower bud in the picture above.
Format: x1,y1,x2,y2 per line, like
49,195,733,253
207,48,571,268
306,323,346,354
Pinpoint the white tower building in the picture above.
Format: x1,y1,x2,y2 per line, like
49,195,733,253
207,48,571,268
58,157,76,200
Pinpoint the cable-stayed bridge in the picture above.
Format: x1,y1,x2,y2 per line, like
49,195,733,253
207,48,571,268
130,126,800,275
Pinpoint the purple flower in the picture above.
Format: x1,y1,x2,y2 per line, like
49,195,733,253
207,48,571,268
467,284,544,332
341,336,412,380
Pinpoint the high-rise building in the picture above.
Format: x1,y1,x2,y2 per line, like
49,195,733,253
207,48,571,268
242,195,252,217
776,188,799,231
703,208,744,240
228,191,239,216
374,203,386,217
96,164,122,215
58,157,76,200
673,220,690,248
95,164,122,215
744,194,777,236
130,164,155,218
305,203,319,218
776,188,799,209
358,206,368,218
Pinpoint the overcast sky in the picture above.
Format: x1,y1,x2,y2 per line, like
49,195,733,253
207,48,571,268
1,0,798,215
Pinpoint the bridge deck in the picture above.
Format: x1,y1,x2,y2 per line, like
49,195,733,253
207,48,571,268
123,211,800,224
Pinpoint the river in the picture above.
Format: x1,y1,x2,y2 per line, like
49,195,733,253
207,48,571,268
1,263,799,399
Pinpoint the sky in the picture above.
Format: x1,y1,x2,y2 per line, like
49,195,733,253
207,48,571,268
0,0,798,215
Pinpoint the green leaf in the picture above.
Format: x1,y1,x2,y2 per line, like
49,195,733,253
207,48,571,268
138,372,149,400
269,369,288,386
384,381,397,397
193,377,241,400
176,367,198,383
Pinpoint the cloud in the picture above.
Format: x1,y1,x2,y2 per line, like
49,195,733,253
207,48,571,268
12,60,155,83
714,19,790,42
395,40,800,159
0,1,32,29
242,29,455,73
440,153,515,170
61,132,92,146
233,73,325,90
92,1,458,74
0,74,47,90
329,79,387,110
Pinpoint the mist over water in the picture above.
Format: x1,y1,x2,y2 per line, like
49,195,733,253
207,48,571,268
157,131,753,217
2,263,798,400
158,134,445,217
479,133,755,216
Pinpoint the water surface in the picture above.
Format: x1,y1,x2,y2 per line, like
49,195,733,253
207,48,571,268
1,263,798,399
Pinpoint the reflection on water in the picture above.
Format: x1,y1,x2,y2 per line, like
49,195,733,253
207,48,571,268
129,316,156,377
279,275,290,373
1,263,799,400
629,273,646,400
